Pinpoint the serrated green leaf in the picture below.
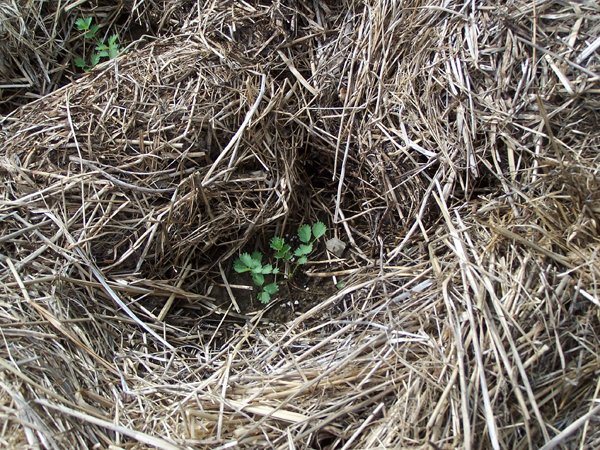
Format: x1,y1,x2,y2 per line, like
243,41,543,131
74,57,87,68
233,258,250,273
336,281,345,289
251,272,265,286
261,264,274,274
274,243,292,260
108,38,119,59
90,52,101,67
298,224,311,243
270,236,285,251
84,24,99,39
251,251,263,263
312,221,327,239
108,34,118,45
297,256,308,265
263,283,279,295
75,17,92,31
272,267,280,274
258,291,271,304
239,252,254,267
294,243,313,256
95,42,108,52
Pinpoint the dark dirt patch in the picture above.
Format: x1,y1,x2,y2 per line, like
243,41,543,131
212,269,338,323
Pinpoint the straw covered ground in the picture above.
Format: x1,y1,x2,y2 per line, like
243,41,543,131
1,0,599,448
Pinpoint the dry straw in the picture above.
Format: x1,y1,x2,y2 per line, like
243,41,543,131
0,0,186,113
1,0,599,448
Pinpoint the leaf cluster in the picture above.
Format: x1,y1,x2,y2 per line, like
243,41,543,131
234,222,327,304
74,17,121,71
287,222,327,265
233,252,279,304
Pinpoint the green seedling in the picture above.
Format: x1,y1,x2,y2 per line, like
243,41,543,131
74,17,121,71
293,222,327,265
75,17,99,39
233,251,279,304
96,34,120,60
234,221,327,304
270,236,293,261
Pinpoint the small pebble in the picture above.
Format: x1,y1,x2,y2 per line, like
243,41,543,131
326,237,347,257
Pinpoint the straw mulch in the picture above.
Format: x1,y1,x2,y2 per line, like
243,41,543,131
0,0,187,114
1,0,599,448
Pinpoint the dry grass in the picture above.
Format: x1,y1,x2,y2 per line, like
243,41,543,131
1,0,599,448
0,0,189,113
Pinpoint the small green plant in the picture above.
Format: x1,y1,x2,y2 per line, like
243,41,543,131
74,17,120,71
75,17,99,39
96,34,120,60
234,221,327,304
271,222,327,268
233,251,279,304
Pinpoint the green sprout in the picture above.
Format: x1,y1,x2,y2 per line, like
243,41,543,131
234,221,327,304
75,17,99,39
233,251,279,304
292,222,327,266
95,34,120,60
74,17,121,71
270,236,293,262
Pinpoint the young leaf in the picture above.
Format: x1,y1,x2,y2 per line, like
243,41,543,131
275,245,292,259
312,221,327,239
74,57,87,68
239,252,255,268
294,243,313,256
258,291,271,304
272,267,280,274
251,251,263,264
89,24,99,34
298,224,311,244
297,256,308,265
251,272,265,286
270,236,285,251
263,283,279,295
108,34,119,59
233,258,250,273
84,24,99,39
261,264,274,274
75,17,92,31
90,52,101,67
